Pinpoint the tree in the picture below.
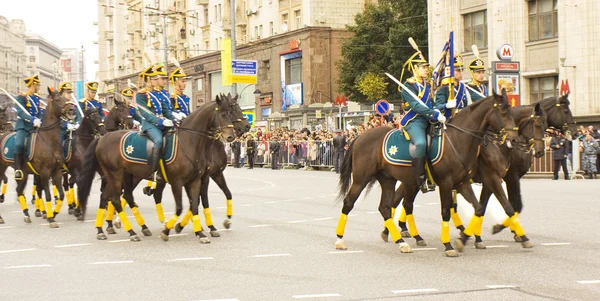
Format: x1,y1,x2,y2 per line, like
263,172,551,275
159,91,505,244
336,0,428,104
356,72,388,101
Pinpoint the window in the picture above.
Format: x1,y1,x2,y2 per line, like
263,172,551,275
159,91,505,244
217,4,222,21
528,0,558,40
254,26,259,39
214,5,217,22
259,25,263,38
204,41,209,53
294,10,302,29
530,76,558,103
270,21,274,36
197,78,203,91
285,57,302,84
464,10,487,50
282,13,289,30
204,8,209,25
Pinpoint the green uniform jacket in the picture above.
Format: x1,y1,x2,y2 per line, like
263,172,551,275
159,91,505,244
135,88,175,132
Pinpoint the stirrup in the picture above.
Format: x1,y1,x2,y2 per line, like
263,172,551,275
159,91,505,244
419,179,435,194
14,170,24,181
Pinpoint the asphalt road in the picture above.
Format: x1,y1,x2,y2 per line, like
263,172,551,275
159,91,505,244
0,168,599,301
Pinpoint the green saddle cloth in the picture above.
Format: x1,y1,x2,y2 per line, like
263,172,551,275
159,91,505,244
1,132,37,163
382,128,445,166
119,131,178,165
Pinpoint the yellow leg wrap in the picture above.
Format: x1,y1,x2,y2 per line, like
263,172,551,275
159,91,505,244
335,213,348,237
441,221,451,243
31,185,37,197
406,214,419,237
192,215,201,232
501,217,510,227
508,212,519,231
95,208,106,228
165,214,179,230
54,199,63,214
155,203,165,223
52,185,58,198
391,207,396,220
146,181,153,188
66,188,74,205
121,198,127,210
1,183,6,195
35,197,42,211
509,215,525,237
45,201,54,218
18,195,28,211
151,181,157,190
450,208,464,228
106,202,115,221
399,206,407,223
463,216,482,236
180,210,192,227
117,211,133,232
203,208,214,227
384,218,401,242
474,216,484,236
226,199,233,217
131,207,145,226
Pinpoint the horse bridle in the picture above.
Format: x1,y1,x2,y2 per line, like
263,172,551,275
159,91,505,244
178,106,235,140
447,102,518,146
554,97,571,134
518,108,545,154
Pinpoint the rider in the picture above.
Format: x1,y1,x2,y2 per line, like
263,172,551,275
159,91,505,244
135,64,176,180
58,82,80,148
399,47,446,193
169,66,191,119
121,88,143,128
466,48,488,102
77,81,104,120
14,75,43,181
435,55,468,118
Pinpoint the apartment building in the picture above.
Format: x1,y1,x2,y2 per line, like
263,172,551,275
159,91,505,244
60,47,86,99
0,16,27,95
25,33,63,95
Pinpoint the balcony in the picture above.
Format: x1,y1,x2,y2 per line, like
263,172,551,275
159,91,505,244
104,31,114,41
104,7,113,17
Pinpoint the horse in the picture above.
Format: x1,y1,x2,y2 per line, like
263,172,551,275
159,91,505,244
0,88,72,227
336,91,519,257
0,103,14,224
77,94,237,242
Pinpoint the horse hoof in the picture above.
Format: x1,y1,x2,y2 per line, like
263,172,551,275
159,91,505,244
445,249,459,257
30,198,35,205
0,217,4,224
0,194,4,203
454,238,465,253
210,230,220,238
106,227,117,235
198,236,211,244
160,230,169,241
399,242,413,253
142,187,153,196
49,222,59,228
34,211,42,217
24,216,32,223
68,208,74,215
475,242,487,249
335,238,347,250
76,215,84,221
223,219,232,229
130,235,141,242
96,233,107,240
416,240,427,247
492,224,506,234
42,213,47,219
142,228,152,236
400,230,411,238
380,231,389,242
174,224,183,234
114,220,122,229
513,234,523,242
521,241,535,248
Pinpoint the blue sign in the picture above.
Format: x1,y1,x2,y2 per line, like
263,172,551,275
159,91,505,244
376,100,391,115
242,111,255,128
232,60,258,84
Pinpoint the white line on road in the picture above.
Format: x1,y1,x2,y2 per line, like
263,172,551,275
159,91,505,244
11,210,22,213
328,251,363,254
287,220,307,224
426,202,437,205
347,214,358,217
366,211,379,214
313,217,335,221
240,204,254,207
412,248,438,251
0,226,15,229
108,239,131,243
170,233,190,237
249,224,272,228
486,285,515,289
292,293,341,299
83,220,95,223
541,242,571,246
577,280,600,284
39,222,64,226
88,261,134,265
392,288,438,294
485,245,508,248
168,257,214,262
252,254,291,258
264,201,277,204
54,243,91,248
0,248,36,254
191,299,240,301
4,264,51,269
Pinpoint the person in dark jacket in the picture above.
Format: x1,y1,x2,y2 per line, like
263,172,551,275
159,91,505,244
269,136,280,170
246,136,256,169
550,131,570,180
332,129,347,173
231,138,241,168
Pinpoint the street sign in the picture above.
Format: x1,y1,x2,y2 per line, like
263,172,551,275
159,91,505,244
375,99,391,115
242,111,255,128
560,79,571,95
492,44,520,107
232,59,257,84
496,44,514,60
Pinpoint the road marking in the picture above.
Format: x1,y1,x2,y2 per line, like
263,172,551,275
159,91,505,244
170,233,190,237
88,261,134,265
485,245,508,248
486,285,515,289
11,210,22,213
108,239,131,243
191,299,239,301
83,220,95,223
292,293,341,299
577,280,600,284
392,288,438,294
4,264,51,269
0,248,36,254
252,254,291,258
541,242,571,246
287,220,307,224
168,257,214,262
328,251,363,254
0,226,15,229
412,248,438,251
240,204,254,207
347,214,358,217
313,217,335,221
54,243,91,248
249,224,272,228
264,201,277,204
413,205,421,208
427,202,437,205
39,222,64,226
366,211,379,214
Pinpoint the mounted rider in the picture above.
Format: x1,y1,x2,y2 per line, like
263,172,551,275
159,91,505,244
121,88,143,128
58,82,80,173
76,81,103,122
435,55,469,118
466,45,488,102
135,64,176,180
399,43,446,193
169,66,191,120
14,75,43,180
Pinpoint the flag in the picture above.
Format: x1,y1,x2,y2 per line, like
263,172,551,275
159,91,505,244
431,31,454,92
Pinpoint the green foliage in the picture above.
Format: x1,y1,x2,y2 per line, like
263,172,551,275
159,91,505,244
336,0,428,104
356,72,388,101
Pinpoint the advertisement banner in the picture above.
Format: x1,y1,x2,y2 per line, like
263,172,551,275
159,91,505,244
283,83,303,109
495,73,520,106
221,39,232,86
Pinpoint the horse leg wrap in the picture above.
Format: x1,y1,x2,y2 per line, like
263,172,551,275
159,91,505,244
165,214,179,230
155,203,165,223
509,215,525,237
192,215,202,233
1,182,6,195
120,198,127,210
179,210,192,227
52,186,58,199
117,211,133,232
335,213,348,238
508,212,519,232
131,207,145,226
384,218,401,243
441,221,451,244
391,207,396,220
35,197,42,211
45,201,54,218
399,207,407,223
450,207,464,228
54,199,63,214
406,214,419,237
106,202,115,221
203,208,214,227
150,181,156,190
95,208,106,228
18,195,28,211
463,216,482,236
66,188,74,205
31,185,37,198
474,216,484,236
226,199,233,217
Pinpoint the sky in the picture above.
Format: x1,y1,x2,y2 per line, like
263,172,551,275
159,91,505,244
2,0,98,81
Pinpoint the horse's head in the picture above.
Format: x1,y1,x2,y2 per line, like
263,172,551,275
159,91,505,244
487,89,519,148
81,108,107,136
106,99,133,130
217,93,251,136
519,102,548,158
47,87,70,118
539,94,574,134
214,94,237,143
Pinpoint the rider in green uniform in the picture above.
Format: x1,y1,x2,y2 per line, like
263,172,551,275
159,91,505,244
14,75,43,180
121,88,143,128
435,55,469,118
466,48,488,102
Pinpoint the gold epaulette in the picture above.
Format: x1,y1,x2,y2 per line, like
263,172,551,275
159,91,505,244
467,81,478,87
406,77,416,84
138,88,147,93
441,78,451,85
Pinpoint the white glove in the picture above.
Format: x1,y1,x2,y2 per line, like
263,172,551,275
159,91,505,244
446,99,457,109
177,112,187,120
133,120,140,127
162,119,174,127
173,112,183,121
32,118,42,128
433,109,446,123
67,123,78,131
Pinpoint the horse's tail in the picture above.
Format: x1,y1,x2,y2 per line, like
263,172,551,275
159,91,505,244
77,138,99,218
337,140,355,202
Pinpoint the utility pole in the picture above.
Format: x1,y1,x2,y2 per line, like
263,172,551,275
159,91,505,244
230,0,237,95
162,15,169,90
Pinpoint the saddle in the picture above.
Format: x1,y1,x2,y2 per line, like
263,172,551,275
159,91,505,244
382,124,445,166
1,132,37,163
120,131,178,165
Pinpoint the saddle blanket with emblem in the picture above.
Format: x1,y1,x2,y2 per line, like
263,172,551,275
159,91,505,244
382,129,445,166
1,132,37,163
119,131,178,165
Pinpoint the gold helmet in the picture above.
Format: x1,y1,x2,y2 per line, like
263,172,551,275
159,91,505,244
24,75,41,87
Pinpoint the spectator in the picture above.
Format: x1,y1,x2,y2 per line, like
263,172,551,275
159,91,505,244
232,137,241,168
270,136,280,170
581,133,599,179
550,131,569,180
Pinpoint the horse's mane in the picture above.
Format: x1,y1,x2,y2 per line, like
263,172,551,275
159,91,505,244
448,94,494,123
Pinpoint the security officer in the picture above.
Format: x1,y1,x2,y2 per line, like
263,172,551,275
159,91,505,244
435,55,468,118
78,81,104,119
332,129,346,174
14,75,43,180
399,44,446,193
121,88,143,128
246,136,256,169
466,46,488,102
169,67,191,120
269,136,280,170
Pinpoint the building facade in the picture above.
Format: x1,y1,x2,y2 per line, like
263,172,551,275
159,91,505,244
428,0,600,121
0,16,27,95
25,33,63,94
60,47,86,99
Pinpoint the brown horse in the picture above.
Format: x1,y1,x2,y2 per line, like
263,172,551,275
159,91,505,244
0,103,14,224
0,88,72,227
77,95,237,242
336,91,519,257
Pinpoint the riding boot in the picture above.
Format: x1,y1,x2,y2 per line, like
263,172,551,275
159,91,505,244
412,157,434,194
149,148,163,182
14,151,24,181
